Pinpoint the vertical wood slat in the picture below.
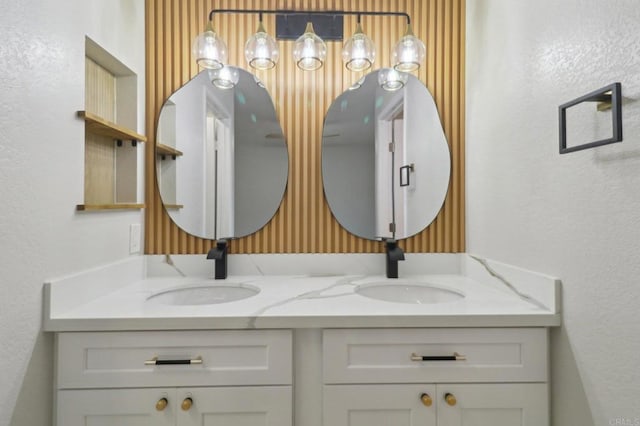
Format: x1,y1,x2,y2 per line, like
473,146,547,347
145,0,465,254
85,58,116,204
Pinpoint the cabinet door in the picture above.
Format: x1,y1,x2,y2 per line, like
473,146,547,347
323,385,436,426
177,386,292,426
436,383,548,426
57,388,174,426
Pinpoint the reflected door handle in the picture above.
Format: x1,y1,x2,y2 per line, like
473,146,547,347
399,164,414,187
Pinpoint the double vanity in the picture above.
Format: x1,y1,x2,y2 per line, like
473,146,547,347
44,253,560,426
50,53,560,425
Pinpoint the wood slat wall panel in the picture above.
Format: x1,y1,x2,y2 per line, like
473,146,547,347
145,0,465,254
85,58,116,204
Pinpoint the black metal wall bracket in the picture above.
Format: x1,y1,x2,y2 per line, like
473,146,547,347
559,82,622,154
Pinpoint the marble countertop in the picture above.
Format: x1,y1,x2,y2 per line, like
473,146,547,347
43,254,561,331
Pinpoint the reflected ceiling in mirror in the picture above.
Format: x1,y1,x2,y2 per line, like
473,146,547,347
322,69,450,241
156,68,288,240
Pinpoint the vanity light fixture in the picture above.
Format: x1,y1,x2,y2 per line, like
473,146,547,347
292,22,327,71
342,17,376,72
392,24,426,72
192,21,228,70
244,14,279,70
193,8,425,77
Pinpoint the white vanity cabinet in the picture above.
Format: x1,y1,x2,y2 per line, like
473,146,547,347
322,328,549,426
54,330,293,426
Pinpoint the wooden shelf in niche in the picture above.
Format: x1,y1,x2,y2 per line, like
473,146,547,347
156,143,183,158
76,203,145,211
163,204,184,210
78,111,147,143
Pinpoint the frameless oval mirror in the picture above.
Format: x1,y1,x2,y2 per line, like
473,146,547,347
156,68,288,240
322,70,450,240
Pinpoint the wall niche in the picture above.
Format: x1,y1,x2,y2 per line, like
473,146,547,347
78,37,145,211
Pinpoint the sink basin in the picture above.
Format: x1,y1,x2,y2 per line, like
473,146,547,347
355,282,464,304
147,283,260,306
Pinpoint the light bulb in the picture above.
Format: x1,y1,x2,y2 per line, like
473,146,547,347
392,24,426,72
192,22,228,70
293,22,327,71
342,23,375,72
245,21,279,70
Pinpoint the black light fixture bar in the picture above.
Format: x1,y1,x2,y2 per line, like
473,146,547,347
208,9,411,41
208,8,411,24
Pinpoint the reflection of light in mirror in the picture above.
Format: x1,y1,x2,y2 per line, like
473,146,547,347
375,96,384,109
235,92,247,104
251,113,257,123
364,115,370,124
253,75,266,88
349,76,366,91
209,66,239,89
265,133,285,139
340,99,348,112
378,68,408,91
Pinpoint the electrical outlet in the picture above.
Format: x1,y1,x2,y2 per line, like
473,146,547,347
129,224,141,254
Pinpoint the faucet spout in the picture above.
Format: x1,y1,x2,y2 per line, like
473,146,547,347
207,239,228,279
385,239,405,279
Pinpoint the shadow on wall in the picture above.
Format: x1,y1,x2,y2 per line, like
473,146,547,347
550,327,595,426
10,332,53,426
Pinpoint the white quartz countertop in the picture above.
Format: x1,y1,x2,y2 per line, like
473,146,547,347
43,254,561,331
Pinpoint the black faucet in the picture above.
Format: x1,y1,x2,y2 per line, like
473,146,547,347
207,239,228,279
385,239,405,278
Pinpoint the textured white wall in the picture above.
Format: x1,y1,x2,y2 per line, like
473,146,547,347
0,1,145,425
466,1,640,425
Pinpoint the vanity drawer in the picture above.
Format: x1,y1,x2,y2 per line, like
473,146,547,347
56,330,292,389
323,328,547,384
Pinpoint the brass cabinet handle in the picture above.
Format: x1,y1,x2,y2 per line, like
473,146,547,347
181,397,193,411
444,393,457,406
411,352,466,361
145,356,203,366
155,397,168,411
420,393,433,407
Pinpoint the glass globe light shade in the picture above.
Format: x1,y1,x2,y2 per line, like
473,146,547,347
209,66,240,89
342,23,376,72
378,68,409,91
192,23,228,70
292,22,327,71
245,22,279,70
392,24,426,72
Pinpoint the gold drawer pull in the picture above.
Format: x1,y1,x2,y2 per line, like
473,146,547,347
444,392,457,406
181,397,193,411
420,393,433,407
144,356,203,366
155,397,168,411
411,352,466,361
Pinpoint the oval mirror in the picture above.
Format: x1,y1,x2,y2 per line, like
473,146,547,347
322,70,450,240
156,68,288,239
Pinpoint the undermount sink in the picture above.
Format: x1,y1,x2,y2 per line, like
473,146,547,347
355,282,465,304
146,283,260,306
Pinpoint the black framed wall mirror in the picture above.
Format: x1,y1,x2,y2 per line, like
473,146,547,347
155,68,288,240
322,70,451,240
